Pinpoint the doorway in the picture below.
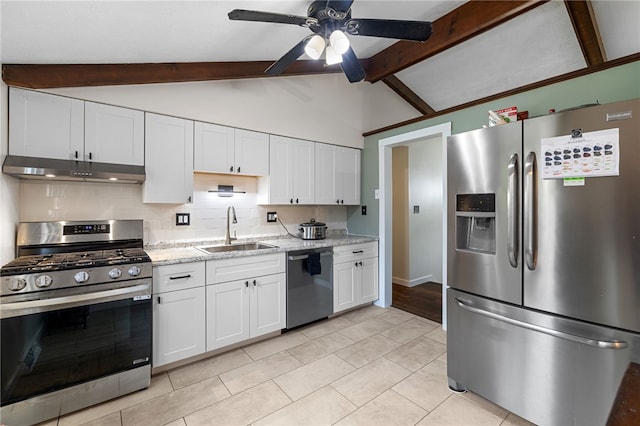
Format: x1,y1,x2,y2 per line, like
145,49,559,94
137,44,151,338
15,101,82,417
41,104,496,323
376,122,451,328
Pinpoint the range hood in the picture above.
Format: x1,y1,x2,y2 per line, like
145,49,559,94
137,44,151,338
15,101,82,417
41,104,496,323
2,155,145,183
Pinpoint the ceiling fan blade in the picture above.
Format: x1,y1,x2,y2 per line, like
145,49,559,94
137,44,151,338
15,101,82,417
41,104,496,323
326,1,354,13
228,9,308,26
340,47,365,83
345,19,433,41
265,38,308,76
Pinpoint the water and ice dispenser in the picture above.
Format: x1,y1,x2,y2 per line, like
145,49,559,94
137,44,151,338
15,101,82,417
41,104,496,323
456,193,496,254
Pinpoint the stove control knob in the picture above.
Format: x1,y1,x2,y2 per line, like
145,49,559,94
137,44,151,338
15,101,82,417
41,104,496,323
128,265,142,277
108,268,123,279
8,278,27,291
35,275,53,288
74,271,89,283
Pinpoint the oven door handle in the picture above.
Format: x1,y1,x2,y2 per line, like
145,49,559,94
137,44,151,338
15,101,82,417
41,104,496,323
1,283,151,317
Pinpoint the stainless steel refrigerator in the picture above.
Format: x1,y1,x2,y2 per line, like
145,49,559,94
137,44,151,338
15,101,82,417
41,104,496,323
446,98,640,426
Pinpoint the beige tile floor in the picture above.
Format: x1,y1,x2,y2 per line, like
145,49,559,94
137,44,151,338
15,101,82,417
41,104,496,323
42,305,535,426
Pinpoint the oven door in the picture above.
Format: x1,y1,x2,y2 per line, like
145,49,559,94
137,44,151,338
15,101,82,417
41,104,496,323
0,279,152,408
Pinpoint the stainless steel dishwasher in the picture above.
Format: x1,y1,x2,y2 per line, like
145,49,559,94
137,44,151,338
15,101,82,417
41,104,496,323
286,248,333,329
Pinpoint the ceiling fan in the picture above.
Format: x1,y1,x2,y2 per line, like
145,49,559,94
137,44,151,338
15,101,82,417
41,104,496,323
228,0,433,83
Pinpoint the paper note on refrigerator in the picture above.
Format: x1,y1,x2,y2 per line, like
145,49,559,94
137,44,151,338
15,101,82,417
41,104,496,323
541,128,619,179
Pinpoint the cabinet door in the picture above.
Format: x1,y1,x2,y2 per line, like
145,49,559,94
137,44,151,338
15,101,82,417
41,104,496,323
207,280,250,351
143,113,194,204
315,142,338,204
9,87,84,160
84,102,144,165
291,139,315,205
153,287,205,367
267,135,294,204
359,257,379,304
194,122,235,173
333,261,357,313
250,273,286,337
338,147,361,205
235,129,268,176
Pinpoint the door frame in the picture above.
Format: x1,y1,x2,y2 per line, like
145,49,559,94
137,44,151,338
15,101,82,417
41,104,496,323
376,122,451,328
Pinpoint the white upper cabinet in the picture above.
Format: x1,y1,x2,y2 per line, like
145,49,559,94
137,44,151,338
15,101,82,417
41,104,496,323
193,122,235,173
143,113,194,204
84,102,144,165
9,88,144,166
315,143,361,205
194,123,268,176
258,135,314,205
234,129,269,176
9,87,84,160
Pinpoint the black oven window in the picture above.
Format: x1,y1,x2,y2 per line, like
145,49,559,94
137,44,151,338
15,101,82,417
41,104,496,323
1,297,151,407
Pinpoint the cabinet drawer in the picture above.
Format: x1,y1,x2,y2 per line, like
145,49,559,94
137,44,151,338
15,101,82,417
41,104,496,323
333,242,378,264
153,262,205,293
206,253,285,285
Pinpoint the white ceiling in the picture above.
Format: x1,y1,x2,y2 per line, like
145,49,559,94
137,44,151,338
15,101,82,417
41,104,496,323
2,1,639,116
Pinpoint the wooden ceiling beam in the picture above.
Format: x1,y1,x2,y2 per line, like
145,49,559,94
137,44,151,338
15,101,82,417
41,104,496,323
381,75,435,115
564,0,606,66
364,0,548,83
2,61,343,89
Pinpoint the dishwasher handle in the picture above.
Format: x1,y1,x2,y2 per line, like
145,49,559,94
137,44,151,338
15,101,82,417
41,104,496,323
288,251,332,261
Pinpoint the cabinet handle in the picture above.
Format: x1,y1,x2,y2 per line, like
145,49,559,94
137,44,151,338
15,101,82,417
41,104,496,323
354,262,359,267
352,250,364,254
245,281,249,288
187,196,192,203
341,200,344,204
230,165,234,172
358,261,363,266
89,152,93,161
237,167,241,173
169,274,191,280
336,199,340,204
253,279,257,287
75,150,79,159
290,198,294,204
296,198,299,204
157,296,162,304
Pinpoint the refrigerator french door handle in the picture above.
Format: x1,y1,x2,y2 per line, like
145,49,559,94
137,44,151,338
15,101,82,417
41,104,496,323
455,298,629,349
524,151,537,270
507,154,519,268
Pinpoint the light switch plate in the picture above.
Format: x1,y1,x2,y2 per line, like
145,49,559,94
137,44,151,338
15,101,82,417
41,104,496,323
176,213,190,226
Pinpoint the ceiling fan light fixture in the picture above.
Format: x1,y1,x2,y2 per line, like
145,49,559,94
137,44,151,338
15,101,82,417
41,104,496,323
304,35,325,60
325,45,343,65
329,30,350,55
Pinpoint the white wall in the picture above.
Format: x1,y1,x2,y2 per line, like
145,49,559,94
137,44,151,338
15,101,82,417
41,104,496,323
408,136,443,283
1,74,419,256
42,74,420,149
19,173,347,247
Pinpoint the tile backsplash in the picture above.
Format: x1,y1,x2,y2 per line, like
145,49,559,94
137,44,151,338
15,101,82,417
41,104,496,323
19,173,348,245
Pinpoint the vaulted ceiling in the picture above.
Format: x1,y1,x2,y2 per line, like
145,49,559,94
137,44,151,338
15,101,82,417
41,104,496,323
2,1,639,134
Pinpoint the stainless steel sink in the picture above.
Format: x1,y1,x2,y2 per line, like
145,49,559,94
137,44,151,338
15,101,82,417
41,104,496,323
197,242,278,254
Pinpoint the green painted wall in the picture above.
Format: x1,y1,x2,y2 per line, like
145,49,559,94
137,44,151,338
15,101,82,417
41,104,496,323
347,60,640,236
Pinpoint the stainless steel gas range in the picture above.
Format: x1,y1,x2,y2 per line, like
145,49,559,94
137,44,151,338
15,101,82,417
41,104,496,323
0,220,152,426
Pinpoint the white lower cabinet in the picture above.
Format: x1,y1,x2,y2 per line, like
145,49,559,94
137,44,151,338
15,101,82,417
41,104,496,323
206,254,286,351
333,242,379,313
152,262,206,367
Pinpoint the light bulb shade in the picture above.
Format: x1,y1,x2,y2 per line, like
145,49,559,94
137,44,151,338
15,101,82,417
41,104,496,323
304,35,325,60
325,45,343,65
329,30,350,55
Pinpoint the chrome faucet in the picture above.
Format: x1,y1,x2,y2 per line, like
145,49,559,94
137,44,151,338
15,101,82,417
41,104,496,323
225,206,237,245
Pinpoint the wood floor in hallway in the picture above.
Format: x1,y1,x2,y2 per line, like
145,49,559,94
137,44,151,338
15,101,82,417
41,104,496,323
392,282,443,323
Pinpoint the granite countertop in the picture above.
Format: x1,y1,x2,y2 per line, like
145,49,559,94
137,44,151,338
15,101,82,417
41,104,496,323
146,234,378,266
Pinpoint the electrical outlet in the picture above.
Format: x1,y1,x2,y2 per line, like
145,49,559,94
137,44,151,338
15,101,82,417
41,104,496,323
267,211,278,223
176,213,190,226
361,206,367,215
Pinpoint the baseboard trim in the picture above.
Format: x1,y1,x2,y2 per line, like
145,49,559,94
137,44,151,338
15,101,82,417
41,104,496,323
392,275,434,288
